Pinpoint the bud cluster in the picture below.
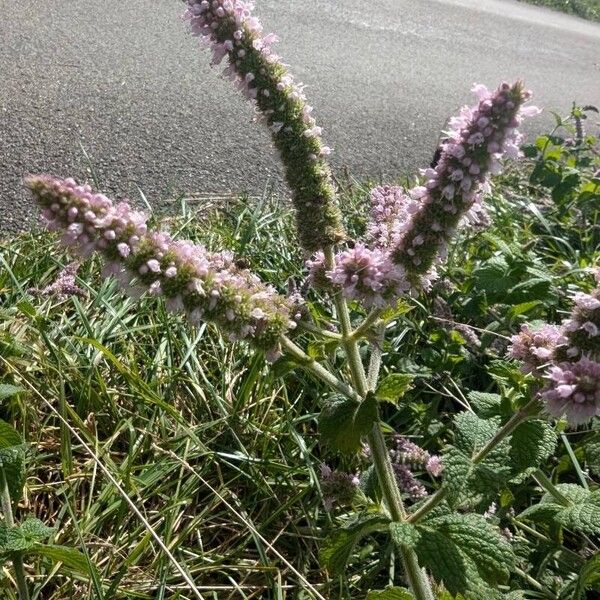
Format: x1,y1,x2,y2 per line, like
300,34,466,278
307,82,538,307
184,0,345,251
27,175,298,357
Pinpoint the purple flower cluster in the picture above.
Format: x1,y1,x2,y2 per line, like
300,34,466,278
508,324,567,374
390,81,539,289
560,287,600,360
367,186,416,249
391,435,443,478
509,270,600,425
184,0,344,252
319,464,359,511
540,357,600,425
307,82,538,306
327,244,410,308
29,262,86,301
27,175,298,356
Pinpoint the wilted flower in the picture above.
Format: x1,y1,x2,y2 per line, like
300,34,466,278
540,356,600,425
27,175,298,356
508,323,567,374
183,0,344,251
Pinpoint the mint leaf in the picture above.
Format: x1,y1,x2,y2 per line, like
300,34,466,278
509,420,557,475
319,395,378,454
0,419,25,502
320,513,389,575
415,513,515,595
466,391,502,419
376,374,414,405
389,521,421,549
0,384,24,401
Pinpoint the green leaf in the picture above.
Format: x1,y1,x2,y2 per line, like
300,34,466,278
4,518,53,552
389,522,421,549
414,513,515,596
554,490,600,534
376,374,414,406
366,587,413,600
584,439,600,477
0,384,24,401
573,552,600,598
443,413,512,503
509,420,557,475
0,419,22,448
320,513,389,576
30,544,96,577
520,485,600,535
0,419,25,502
466,391,501,419
380,300,413,323
319,395,378,454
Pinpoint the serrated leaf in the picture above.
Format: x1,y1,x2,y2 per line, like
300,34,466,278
4,518,53,552
0,420,22,448
0,385,24,401
320,513,390,575
376,374,414,405
584,439,600,477
509,420,557,474
415,513,515,595
554,490,600,534
0,419,25,501
366,587,413,600
30,544,96,577
466,391,501,418
319,395,378,454
389,522,420,549
573,552,600,598
443,413,512,503
380,299,413,323
518,501,564,524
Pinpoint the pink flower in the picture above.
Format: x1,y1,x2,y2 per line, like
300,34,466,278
508,324,567,374
389,81,537,290
27,175,299,356
540,357,600,425
183,0,344,251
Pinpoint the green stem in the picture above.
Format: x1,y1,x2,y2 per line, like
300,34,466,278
350,308,384,341
0,470,30,600
533,469,571,506
409,398,540,524
297,320,343,341
279,336,362,403
320,248,434,600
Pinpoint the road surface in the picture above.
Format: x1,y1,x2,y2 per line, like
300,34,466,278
1,0,599,232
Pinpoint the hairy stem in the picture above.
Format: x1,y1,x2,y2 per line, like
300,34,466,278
409,398,540,524
321,247,434,600
0,470,30,600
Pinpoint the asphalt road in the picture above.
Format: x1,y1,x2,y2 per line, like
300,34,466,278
1,0,599,233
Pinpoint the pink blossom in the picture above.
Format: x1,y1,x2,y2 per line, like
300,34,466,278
27,175,299,356
541,357,600,425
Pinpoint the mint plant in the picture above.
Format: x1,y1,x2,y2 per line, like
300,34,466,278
15,1,600,598
0,387,95,599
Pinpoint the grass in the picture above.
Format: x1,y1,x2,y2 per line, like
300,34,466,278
518,0,600,21
0,107,599,598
